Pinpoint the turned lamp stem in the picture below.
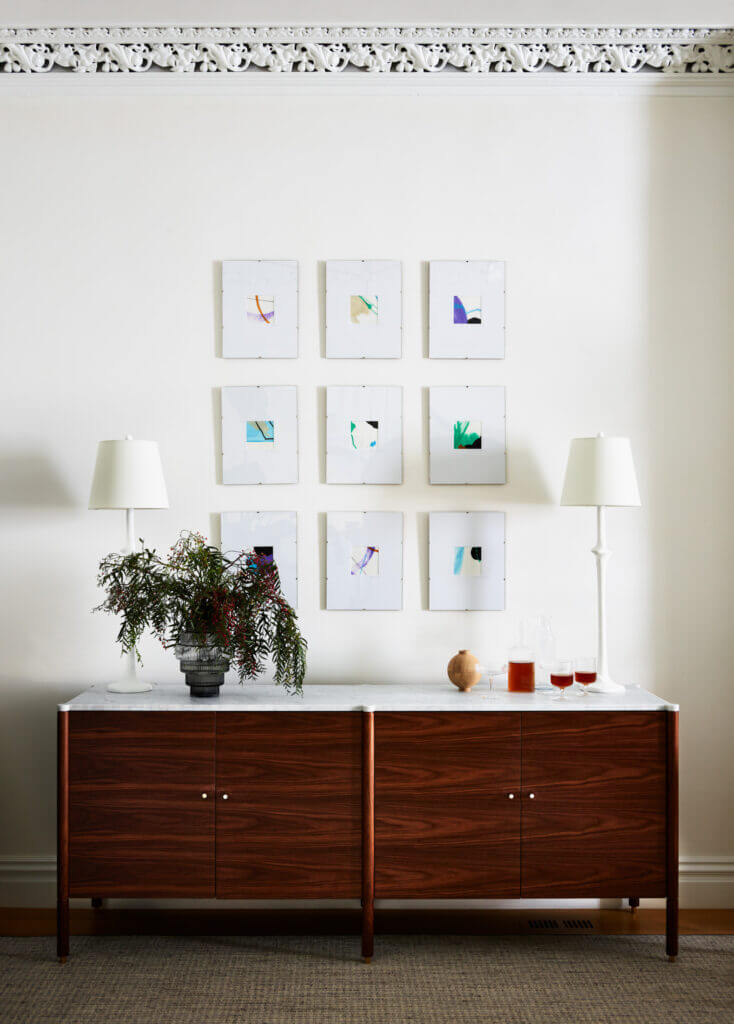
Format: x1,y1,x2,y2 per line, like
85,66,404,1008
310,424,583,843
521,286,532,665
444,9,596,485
593,504,611,685
124,504,137,683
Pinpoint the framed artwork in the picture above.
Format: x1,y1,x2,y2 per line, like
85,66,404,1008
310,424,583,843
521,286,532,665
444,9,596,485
429,260,505,359
326,386,403,484
326,260,402,358
220,511,298,608
222,386,298,484
429,386,506,484
326,511,403,610
429,511,505,610
222,260,298,358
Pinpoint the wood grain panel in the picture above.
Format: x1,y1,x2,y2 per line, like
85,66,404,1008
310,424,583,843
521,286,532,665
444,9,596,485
215,713,361,898
375,713,521,898
521,712,667,898
69,712,215,897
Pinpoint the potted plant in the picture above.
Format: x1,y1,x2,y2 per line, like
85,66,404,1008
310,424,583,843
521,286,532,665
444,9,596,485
95,531,306,697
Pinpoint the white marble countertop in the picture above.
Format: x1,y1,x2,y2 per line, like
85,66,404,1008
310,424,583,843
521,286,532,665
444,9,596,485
59,681,678,713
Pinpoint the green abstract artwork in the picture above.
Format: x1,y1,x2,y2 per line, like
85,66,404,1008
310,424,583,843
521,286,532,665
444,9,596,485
453,420,482,450
350,295,378,325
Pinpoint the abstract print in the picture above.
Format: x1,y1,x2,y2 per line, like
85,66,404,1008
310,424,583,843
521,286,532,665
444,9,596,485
246,420,275,444
350,420,379,450
453,546,482,577
453,295,481,325
247,545,275,571
351,545,379,576
246,295,275,324
453,420,482,450
350,295,378,325
221,510,298,606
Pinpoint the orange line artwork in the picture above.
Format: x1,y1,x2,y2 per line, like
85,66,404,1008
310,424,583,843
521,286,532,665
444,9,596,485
255,295,271,324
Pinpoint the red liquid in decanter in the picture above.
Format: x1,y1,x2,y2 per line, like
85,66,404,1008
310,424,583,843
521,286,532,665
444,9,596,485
508,661,535,693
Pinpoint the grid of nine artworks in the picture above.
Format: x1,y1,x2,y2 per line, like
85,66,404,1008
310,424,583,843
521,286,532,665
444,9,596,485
220,259,506,613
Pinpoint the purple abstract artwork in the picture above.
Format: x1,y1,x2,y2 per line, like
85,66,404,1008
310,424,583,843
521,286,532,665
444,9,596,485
351,545,379,576
453,295,482,325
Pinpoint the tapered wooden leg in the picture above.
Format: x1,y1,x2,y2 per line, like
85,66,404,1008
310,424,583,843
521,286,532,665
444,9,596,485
57,712,69,963
361,710,374,962
628,897,639,913
666,711,679,961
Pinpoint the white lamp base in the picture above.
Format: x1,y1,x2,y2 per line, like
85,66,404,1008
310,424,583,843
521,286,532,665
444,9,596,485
588,674,626,695
107,678,154,693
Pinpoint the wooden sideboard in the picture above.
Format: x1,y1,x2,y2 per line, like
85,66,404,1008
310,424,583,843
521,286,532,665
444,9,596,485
57,683,678,963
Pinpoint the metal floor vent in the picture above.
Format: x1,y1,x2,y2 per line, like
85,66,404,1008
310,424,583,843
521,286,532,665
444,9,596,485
528,918,595,930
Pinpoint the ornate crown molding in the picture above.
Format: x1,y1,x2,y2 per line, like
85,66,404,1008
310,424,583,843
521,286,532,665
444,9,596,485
1,25,733,75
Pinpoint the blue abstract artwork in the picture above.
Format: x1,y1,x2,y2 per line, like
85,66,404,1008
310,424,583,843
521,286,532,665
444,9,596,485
246,545,275,572
246,420,274,444
351,545,380,576
453,295,482,325
351,420,379,450
453,545,482,577
252,545,274,565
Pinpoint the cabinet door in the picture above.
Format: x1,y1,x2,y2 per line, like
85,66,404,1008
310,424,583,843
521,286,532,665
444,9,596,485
216,713,361,898
375,713,521,898
69,712,215,897
521,712,667,898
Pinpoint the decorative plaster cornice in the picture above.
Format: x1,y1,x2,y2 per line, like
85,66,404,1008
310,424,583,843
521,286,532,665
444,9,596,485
0,25,732,75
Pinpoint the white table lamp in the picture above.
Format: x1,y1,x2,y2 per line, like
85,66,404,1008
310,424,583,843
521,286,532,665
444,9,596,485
89,436,169,693
561,434,640,694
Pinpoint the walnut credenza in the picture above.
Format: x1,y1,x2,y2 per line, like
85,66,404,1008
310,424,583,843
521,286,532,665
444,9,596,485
57,683,679,962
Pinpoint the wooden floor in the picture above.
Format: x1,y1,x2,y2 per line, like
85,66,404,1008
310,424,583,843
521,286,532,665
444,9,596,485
2,907,733,937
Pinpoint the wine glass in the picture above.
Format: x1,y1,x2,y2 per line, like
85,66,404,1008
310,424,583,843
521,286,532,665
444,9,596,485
574,656,597,696
549,659,574,701
484,660,506,700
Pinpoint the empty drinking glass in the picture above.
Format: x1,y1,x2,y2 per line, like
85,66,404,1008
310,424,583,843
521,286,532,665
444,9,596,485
485,660,506,700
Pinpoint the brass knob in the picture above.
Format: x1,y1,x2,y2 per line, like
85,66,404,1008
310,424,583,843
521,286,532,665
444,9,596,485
201,793,208,800
222,793,229,801
528,793,535,799
508,793,515,800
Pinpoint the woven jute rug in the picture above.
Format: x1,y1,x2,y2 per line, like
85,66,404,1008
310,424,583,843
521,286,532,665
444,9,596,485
0,934,732,1024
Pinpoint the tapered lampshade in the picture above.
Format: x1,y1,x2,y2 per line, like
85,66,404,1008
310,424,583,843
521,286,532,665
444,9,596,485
89,439,169,510
560,435,640,508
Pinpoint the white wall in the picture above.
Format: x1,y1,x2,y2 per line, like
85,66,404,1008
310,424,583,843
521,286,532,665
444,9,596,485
2,1,733,27
0,80,732,905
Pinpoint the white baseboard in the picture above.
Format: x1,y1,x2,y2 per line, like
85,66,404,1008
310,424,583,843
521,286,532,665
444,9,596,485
674,857,734,910
1,855,732,909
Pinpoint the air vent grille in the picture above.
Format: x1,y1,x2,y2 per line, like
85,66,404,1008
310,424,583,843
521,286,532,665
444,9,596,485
528,918,595,930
